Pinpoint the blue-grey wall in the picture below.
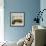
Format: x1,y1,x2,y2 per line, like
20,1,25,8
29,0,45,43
40,0,46,27
4,0,40,42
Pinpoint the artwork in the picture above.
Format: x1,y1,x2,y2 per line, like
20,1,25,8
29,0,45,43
10,12,25,27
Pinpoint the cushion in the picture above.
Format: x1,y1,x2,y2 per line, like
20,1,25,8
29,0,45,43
17,37,25,46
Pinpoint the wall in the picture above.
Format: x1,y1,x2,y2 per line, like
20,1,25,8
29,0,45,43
40,0,46,27
4,0,40,42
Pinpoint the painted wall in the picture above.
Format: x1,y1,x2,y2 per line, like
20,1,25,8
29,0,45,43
40,0,46,27
4,0,40,42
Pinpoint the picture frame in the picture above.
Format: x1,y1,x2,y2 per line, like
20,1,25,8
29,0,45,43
10,12,25,27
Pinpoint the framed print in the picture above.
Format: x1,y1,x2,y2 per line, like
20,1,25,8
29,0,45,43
10,12,25,27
